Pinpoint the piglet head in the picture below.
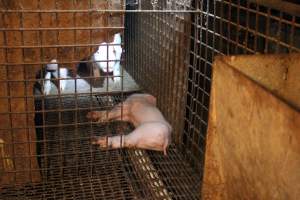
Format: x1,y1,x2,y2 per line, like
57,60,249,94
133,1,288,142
145,94,157,106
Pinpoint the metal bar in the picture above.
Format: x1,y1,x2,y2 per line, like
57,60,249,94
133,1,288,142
248,0,300,17
0,27,124,31
0,9,201,13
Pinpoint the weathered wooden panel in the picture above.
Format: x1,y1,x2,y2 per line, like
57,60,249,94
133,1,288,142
202,54,300,200
223,54,300,110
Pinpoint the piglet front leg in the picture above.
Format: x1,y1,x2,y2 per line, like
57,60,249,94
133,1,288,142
86,104,130,123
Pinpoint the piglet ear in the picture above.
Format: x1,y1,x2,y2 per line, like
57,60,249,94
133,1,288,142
146,94,157,106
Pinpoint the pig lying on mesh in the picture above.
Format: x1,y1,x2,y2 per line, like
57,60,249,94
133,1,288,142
86,94,172,155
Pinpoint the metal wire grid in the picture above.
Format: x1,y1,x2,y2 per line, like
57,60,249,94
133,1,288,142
183,0,300,175
0,0,125,82
124,6,191,145
124,5,202,198
0,0,127,190
0,1,202,198
0,95,134,199
0,2,200,200
0,94,200,199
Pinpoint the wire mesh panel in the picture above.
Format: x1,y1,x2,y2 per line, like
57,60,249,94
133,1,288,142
181,0,300,179
0,0,202,199
125,1,192,149
124,2,202,199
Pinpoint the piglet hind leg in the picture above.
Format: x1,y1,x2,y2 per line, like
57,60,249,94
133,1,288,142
91,123,171,156
123,122,171,155
163,138,170,156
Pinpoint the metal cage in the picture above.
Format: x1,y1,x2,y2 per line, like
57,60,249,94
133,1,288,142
0,0,299,199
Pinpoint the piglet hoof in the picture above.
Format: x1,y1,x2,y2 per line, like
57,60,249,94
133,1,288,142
163,149,168,156
90,136,108,148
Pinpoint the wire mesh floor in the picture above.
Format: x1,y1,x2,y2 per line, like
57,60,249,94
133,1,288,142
0,94,200,200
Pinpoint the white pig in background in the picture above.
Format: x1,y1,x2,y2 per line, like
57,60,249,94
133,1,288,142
92,33,122,82
43,71,52,95
87,94,172,155
52,68,69,93
113,33,122,83
42,60,59,95
44,59,70,94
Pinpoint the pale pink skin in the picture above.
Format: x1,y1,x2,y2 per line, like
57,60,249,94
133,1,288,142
87,94,172,155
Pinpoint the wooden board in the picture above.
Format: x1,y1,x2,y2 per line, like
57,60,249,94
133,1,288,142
0,0,124,187
202,54,300,200
223,54,300,111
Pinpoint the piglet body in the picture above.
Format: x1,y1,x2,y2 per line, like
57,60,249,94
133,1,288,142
87,94,172,155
